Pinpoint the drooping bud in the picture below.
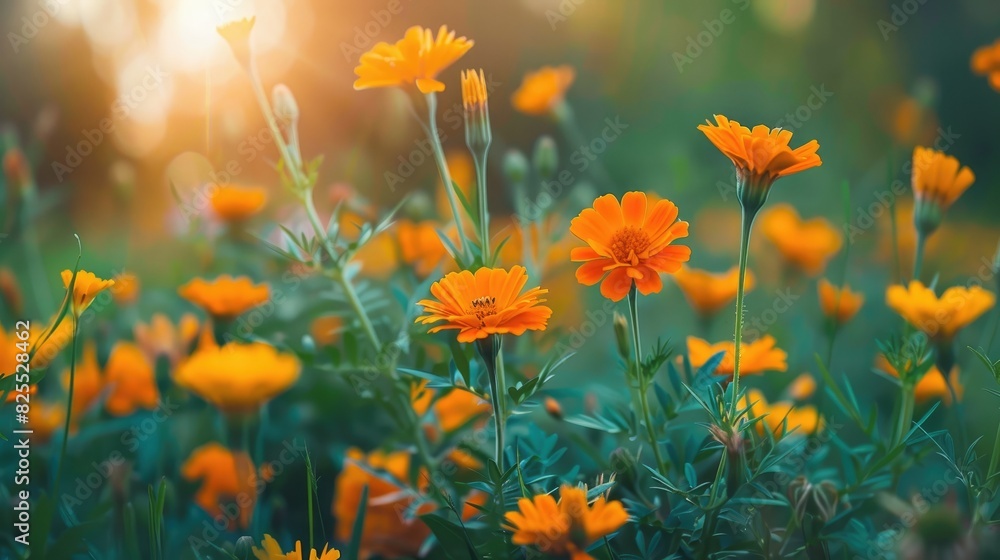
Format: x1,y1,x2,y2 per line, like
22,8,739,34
272,84,300,128
532,135,558,180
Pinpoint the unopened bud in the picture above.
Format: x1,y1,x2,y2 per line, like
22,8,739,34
613,312,629,360
532,135,558,180
272,84,300,127
544,397,563,420
234,536,255,559
503,149,529,185
609,447,637,489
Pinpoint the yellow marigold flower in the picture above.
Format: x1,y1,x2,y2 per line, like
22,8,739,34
253,534,341,560
416,266,552,343
698,114,821,212
876,355,964,405
744,389,822,436
111,272,140,305
511,65,575,116
174,342,300,414
178,275,269,321
911,147,975,236
885,281,995,342
397,219,450,277
104,342,159,416
971,39,1000,92
673,266,755,316
217,16,255,68
570,192,691,302
334,448,433,559
0,268,23,315
61,270,115,317
210,184,268,222
687,335,788,378
62,341,103,420
818,279,864,324
28,401,66,443
787,373,817,401
29,316,74,369
504,484,629,560
133,313,200,365
310,315,343,347
760,204,842,276
182,443,267,530
353,25,473,94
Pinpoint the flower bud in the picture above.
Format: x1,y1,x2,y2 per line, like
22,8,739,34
532,135,558,180
234,535,255,559
613,312,629,360
503,149,529,185
272,84,299,128
609,447,637,489
544,397,563,420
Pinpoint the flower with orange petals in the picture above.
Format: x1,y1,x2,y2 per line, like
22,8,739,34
353,25,473,94
876,354,964,405
788,373,817,401
511,65,576,116
111,272,140,305
28,401,67,442
818,279,864,324
687,336,788,378
570,192,691,302
971,39,1000,92
182,443,268,530
504,484,629,560
29,317,73,369
210,184,268,222
0,268,23,315
911,147,975,238
62,342,103,419
104,342,159,416
673,266,755,316
133,313,200,365
175,342,300,414
411,381,490,434
397,219,451,277
252,534,341,560
61,270,115,318
886,281,995,342
744,389,822,436
416,266,551,343
178,275,269,321
760,204,842,276
310,315,343,347
698,114,821,212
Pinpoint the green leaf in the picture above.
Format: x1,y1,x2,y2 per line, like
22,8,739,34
345,484,368,560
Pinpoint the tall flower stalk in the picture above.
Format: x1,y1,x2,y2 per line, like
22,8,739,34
909,146,975,281
462,69,493,263
627,283,667,474
698,115,822,418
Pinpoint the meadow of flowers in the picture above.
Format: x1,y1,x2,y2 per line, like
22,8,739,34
4,3,1000,559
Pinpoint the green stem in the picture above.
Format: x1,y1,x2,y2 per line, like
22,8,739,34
913,231,926,282
495,341,507,468
730,210,755,418
53,317,79,497
424,92,471,260
483,335,507,468
893,384,915,449
987,424,1000,493
472,152,490,264
627,284,667,475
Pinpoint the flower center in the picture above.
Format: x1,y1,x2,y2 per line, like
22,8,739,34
469,296,497,324
609,226,650,264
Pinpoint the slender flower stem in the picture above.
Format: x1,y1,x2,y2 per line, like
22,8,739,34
495,342,507,467
424,92,471,260
988,424,1000,493
913,231,926,282
730,210,755,418
53,317,79,497
472,152,490,263
627,284,667,475
893,384,915,449
483,335,507,468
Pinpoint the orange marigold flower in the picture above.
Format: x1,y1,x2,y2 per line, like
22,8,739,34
505,484,629,560
210,184,267,222
352,230,399,280
570,192,691,302
886,281,995,342
744,389,822,436
28,401,67,443
411,380,491,433
217,17,255,68
178,275,269,321
416,266,552,343
787,373,817,401
62,341,103,420
876,354,964,405
687,335,788,378
760,204,842,276
133,313,200,365
61,270,115,317
111,272,140,305
911,147,975,212
29,316,74,369
174,342,300,414
334,448,433,559
397,219,451,277
971,39,1000,92
673,266,755,316
461,68,488,111
511,65,575,116
252,534,341,560
698,114,821,211
310,315,343,347
353,25,473,94
104,342,159,416
182,443,268,530
818,279,864,324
